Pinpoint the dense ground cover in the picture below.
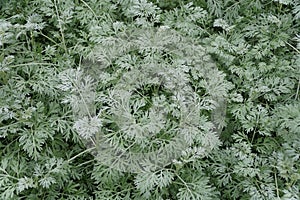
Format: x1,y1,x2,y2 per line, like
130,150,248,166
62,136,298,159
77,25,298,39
0,0,299,199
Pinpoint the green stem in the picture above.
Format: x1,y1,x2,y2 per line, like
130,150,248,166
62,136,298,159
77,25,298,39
53,0,68,54
80,0,97,19
274,172,280,198
0,168,19,181
67,147,96,163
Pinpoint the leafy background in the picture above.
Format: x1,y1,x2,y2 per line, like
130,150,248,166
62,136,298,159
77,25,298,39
0,0,299,199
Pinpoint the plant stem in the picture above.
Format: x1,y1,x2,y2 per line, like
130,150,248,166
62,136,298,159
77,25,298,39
53,0,68,54
67,147,96,163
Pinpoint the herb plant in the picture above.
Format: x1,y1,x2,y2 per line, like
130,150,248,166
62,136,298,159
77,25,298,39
0,0,299,199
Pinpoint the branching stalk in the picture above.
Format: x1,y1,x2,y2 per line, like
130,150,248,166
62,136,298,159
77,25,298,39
53,0,68,54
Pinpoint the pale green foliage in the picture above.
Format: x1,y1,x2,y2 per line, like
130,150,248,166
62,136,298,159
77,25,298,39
176,176,217,200
61,23,231,176
162,2,208,37
135,170,174,196
1,0,299,199
274,103,300,135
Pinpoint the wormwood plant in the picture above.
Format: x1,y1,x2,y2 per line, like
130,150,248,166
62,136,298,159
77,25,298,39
58,25,231,173
0,0,300,199
57,14,232,200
